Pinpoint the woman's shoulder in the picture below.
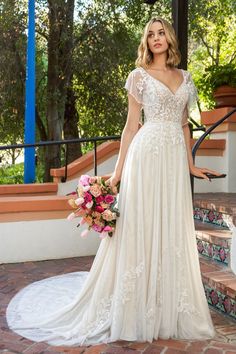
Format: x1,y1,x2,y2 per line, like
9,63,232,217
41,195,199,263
180,69,193,79
125,67,146,85
127,67,146,78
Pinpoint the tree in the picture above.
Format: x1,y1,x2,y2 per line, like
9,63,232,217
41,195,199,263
0,0,26,163
188,0,236,107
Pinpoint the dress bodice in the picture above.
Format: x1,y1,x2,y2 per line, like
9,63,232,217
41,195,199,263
124,67,198,125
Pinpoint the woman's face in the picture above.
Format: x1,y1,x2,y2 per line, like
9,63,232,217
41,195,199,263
147,21,169,55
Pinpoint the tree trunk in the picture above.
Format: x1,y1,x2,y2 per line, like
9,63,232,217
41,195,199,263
45,0,75,181
63,82,82,164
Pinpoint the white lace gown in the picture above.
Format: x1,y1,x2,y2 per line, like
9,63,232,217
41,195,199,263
6,68,216,346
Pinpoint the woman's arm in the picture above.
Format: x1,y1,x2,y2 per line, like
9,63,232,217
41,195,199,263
182,106,221,181
107,94,142,188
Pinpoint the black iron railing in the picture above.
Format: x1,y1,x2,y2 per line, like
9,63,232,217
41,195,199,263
191,107,236,195
0,109,235,187
0,136,120,183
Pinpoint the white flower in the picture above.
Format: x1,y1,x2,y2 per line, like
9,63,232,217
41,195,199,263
86,201,93,209
75,197,84,206
82,185,90,192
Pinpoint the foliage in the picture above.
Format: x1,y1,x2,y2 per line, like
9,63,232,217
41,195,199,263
199,63,236,100
0,0,236,181
0,0,27,153
73,0,171,138
188,0,236,109
0,162,44,184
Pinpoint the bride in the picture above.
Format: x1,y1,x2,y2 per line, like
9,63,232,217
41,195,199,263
6,17,221,346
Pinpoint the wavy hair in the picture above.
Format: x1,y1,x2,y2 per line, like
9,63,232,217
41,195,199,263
135,17,181,68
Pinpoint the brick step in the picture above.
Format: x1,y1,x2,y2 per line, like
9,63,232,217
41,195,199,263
0,183,58,197
200,256,236,321
195,220,232,266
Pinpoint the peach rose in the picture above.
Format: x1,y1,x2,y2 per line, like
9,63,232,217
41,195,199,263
68,199,77,209
102,209,116,221
100,202,109,209
84,215,93,225
90,184,102,197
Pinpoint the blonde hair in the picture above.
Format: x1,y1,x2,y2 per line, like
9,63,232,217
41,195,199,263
135,17,181,68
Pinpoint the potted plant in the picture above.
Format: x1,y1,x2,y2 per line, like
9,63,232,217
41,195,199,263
202,63,236,108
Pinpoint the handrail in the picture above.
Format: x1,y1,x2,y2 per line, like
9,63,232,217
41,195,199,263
1,108,236,187
191,107,236,195
0,135,121,183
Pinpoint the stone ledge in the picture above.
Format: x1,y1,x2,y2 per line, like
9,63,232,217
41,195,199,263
50,141,120,182
0,195,71,214
0,183,58,197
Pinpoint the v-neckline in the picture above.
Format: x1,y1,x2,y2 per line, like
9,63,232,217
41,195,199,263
141,67,185,96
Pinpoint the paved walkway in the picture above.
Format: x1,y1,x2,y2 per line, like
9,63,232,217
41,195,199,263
1,256,236,354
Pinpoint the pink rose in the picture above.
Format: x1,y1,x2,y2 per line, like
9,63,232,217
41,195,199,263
89,176,97,184
104,194,114,204
67,212,75,221
80,218,86,225
75,209,87,217
84,192,92,203
103,225,113,232
95,205,105,213
79,175,90,186
96,195,104,203
92,224,103,232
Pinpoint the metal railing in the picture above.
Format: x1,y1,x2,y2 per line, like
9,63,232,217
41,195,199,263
0,135,120,183
0,109,235,187
191,107,236,195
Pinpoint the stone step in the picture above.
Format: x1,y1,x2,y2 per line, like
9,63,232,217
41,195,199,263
195,220,232,266
0,195,72,222
200,256,236,321
0,183,58,197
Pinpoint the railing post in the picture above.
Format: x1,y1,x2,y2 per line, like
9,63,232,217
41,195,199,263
61,143,68,183
94,141,97,176
189,121,193,138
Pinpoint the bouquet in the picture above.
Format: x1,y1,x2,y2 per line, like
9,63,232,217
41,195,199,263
67,174,120,238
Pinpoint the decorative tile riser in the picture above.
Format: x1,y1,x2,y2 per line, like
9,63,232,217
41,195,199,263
197,238,230,266
194,207,232,229
203,283,236,321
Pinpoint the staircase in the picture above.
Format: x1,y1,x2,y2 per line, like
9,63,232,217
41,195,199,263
194,193,236,322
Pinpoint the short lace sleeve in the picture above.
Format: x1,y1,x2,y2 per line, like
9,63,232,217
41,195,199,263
186,71,199,116
124,69,145,105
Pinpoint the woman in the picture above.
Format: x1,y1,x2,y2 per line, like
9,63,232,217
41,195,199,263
6,17,220,346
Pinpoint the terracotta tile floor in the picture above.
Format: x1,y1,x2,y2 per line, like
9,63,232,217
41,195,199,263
1,256,236,354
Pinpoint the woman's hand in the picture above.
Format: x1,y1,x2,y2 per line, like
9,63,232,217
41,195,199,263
190,165,222,181
105,172,120,193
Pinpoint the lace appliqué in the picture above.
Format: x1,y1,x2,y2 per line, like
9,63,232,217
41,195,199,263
177,288,201,317
133,121,186,157
78,262,145,338
145,260,162,322
79,295,113,337
136,75,147,95
116,262,145,304
177,245,201,317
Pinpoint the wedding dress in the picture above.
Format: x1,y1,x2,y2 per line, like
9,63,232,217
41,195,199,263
6,67,216,346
